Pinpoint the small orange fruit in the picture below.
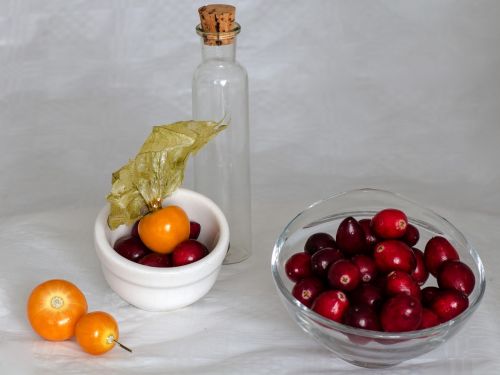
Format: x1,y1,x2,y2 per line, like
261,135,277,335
75,311,121,355
27,279,88,341
138,205,190,254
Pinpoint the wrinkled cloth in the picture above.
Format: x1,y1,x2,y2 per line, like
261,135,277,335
1,1,500,374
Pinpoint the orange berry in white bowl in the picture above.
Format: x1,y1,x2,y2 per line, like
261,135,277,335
138,205,190,254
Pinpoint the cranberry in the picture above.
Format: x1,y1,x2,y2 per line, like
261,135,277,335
350,283,383,310
312,290,350,322
138,253,171,267
344,304,381,331
130,221,140,237
189,221,201,240
373,240,416,273
424,236,459,276
437,260,475,296
371,209,408,239
380,295,422,332
311,248,344,278
421,286,441,307
351,254,378,283
431,289,469,322
171,239,209,267
327,259,361,292
411,248,429,285
292,277,325,308
359,219,379,249
304,233,336,255
283,211,475,335
336,217,366,255
285,252,312,282
402,224,420,247
114,235,150,262
419,308,440,329
384,271,421,300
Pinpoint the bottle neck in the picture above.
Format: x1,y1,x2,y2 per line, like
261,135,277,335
200,39,237,62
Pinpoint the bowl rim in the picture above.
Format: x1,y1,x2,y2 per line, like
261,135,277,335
271,187,486,339
95,188,230,277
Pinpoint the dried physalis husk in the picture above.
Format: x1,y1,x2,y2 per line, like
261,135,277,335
106,121,226,230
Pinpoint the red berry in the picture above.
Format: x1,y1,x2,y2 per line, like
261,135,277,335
431,289,469,322
380,295,422,332
371,209,408,239
327,259,362,292
437,260,475,296
304,233,336,255
374,240,416,273
138,253,171,267
359,219,379,249
344,305,381,331
350,283,383,310
419,308,440,329
411,248,429,285
130,221,140,237
351,254,378,283
285,252,312,282
311,248,344,278
336,217,366,255
189,221,201,240
114,235,151,262
402,224,420,247
384,271,421,300
312,290,350,322
171,239,209,267
421,286,441,307
292,277,325,308
424,236,459,276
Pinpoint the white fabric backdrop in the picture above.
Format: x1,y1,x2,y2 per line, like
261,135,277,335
1,1,499,374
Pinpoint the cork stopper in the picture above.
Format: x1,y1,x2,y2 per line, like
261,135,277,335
197,4,239,46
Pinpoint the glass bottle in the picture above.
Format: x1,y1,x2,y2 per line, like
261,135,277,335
192,5,251,264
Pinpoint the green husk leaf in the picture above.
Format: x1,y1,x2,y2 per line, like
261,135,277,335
106,120,226,230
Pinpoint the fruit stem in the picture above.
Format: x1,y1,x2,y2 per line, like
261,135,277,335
114,339,132,353
50,296,64,309
149,198,163,212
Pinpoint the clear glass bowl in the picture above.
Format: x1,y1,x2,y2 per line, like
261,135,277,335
271,188,486,368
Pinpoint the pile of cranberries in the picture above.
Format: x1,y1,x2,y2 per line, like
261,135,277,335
284,208,475,332
113,221,208,267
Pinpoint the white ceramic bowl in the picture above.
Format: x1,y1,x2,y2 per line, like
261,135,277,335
94,188,230,311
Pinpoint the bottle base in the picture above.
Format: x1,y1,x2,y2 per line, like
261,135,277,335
223,243,251,264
